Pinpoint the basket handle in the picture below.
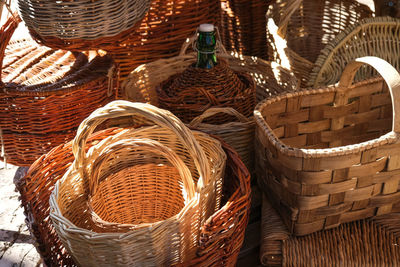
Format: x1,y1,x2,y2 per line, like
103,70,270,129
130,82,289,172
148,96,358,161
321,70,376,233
72,100,211,188
338,56,400,133
89,138,196,200
189,107,250,127
0,13,20,86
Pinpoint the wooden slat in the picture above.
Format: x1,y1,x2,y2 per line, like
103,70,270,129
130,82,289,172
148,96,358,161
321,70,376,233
298,119,330,134
344,108,380,126
281,134,306,147
323,101,358,119
300,92,335,107
348,80,383,98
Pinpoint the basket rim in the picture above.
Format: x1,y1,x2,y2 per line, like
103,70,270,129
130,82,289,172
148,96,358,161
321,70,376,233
254,77,399,159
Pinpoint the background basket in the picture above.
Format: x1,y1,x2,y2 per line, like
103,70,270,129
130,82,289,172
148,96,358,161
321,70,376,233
189,107,255,172
309,17,400,87
0,16,116,166
219,0,270,59
15,129,251,266
259,194,400,266
255,57,400,236
266,0,372,86
18,0,150,51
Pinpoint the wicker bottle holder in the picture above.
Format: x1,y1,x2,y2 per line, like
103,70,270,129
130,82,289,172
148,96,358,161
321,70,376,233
266,0,372,86
255,56,400,236
189,107,255,172
18,0,150,51
309,17,400,88
0,16,116,166
49,101,227,266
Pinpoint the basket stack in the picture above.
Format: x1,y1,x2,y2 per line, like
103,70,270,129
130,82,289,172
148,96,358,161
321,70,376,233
0,16,116,166
17,0,151,51
255,56,400,236
266,0,372,86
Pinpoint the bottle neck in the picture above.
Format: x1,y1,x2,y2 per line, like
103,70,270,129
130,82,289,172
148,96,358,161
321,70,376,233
196,31,217,69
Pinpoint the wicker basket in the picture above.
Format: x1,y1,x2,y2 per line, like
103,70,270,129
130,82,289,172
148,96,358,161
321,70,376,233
259,193,400,266
0,16,116,166
122,38,298,107
18,0,150,51
255,56,400,236
266,0,372,86
219,0,270,59
189,107,255,171
309,17,400,87
15,129,251,266
49,101,227,266
103,0,220,84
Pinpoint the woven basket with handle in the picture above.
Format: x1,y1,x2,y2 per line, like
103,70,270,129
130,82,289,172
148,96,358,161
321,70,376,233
18,0,150,51
0,15,116,166
49,100,227,266
266,0,372,87
255,56,400,236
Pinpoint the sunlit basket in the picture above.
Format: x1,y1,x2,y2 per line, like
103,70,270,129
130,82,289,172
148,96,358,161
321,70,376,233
17,0,150,51
0,16,116,166
219,0,270,59
266,0,372,86
15,126,251,266
189,107,255,171
49,101,227,266
309,17,400,87
255,57,400,236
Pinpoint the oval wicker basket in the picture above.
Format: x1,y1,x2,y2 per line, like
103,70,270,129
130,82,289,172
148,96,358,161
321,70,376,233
255,56,400,236
50,101,227,266
0,16,116,166
189,107,255,171
17,0,150,51
309,17,400,87
266,0,372,86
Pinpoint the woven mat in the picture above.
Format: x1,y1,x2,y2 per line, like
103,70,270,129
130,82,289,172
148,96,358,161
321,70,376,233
260,194,400,266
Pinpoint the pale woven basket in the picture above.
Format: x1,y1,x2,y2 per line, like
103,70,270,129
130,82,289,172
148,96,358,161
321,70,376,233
189,107,255,172
50,101,226,266
255,56,400,236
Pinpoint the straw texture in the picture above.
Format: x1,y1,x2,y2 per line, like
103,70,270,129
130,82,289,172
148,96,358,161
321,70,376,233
255,57,400,236
266,0,372,86
18,0,150,51
189,107,255,171
0,16,116,166
260,194,400,266
309,17,400,87
15,129,251,266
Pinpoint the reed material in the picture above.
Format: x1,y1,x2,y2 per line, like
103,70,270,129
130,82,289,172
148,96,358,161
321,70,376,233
18,0,150,51
16,130,251,266
266,0,372,86
260,194,400,266
255,57,400,236
309,17,400,87
0,16,116,166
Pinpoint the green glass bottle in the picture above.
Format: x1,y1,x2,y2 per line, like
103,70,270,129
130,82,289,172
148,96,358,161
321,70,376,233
196,24,217,69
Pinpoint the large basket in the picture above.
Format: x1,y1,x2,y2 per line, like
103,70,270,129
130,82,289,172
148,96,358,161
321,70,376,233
122,38,298,106
49,101,227,266
18,0,150,51
189,107,255,172
16,129,251,266
309,17,400,87
0,16,116,166
266,0,372,86
104,0,220,84
219,0,270,59
255,56,400,236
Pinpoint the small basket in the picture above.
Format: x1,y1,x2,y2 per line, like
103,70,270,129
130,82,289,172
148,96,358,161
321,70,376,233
266,0,372,86
189,107,255,171
50,101,227,266
255,56,400,236
0,15,116,166
18,0,150,51
309,17,400,87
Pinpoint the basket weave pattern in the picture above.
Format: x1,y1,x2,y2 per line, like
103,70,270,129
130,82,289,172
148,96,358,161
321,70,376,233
255,57,400,235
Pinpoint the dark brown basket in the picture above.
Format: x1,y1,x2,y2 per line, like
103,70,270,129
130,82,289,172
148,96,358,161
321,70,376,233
0,16,116,166
15,128,251,266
